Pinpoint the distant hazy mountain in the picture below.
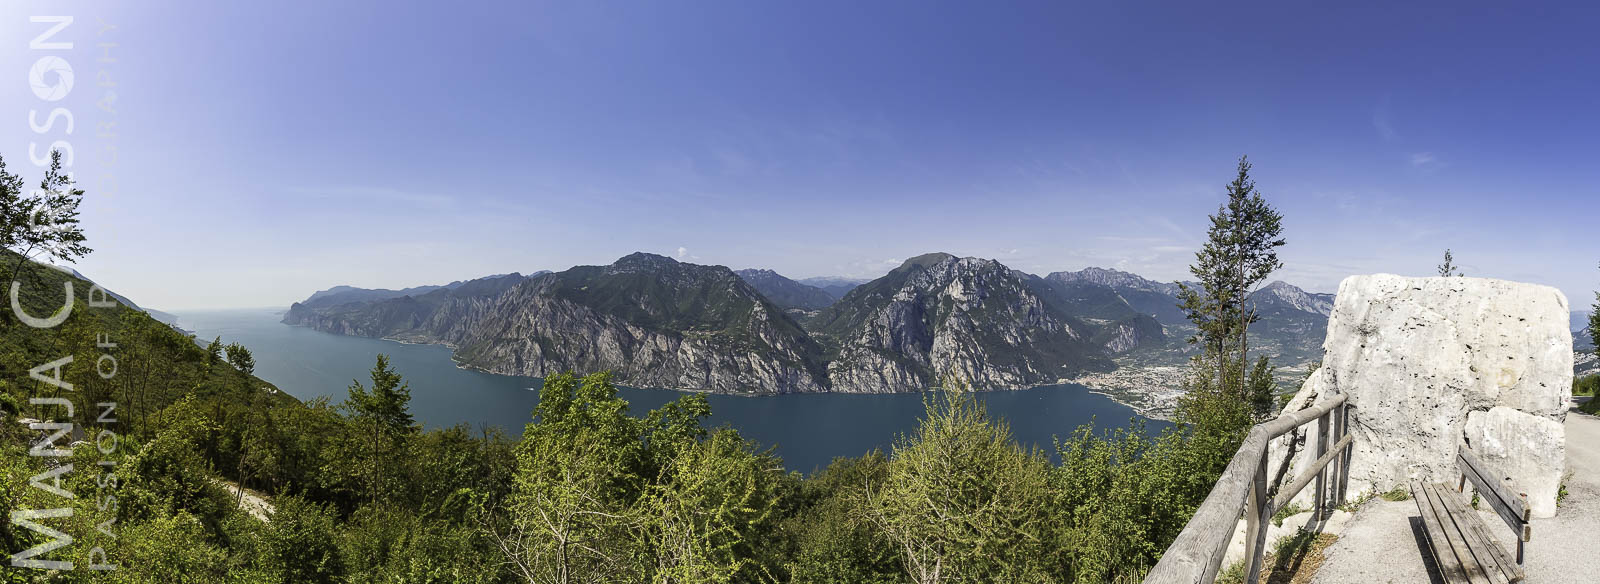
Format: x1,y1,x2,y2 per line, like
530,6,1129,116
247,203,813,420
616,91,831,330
735,269,835,311
797,277,870,302
1040,268,1332,366
64,266,190,332
1044,267,1192,325
283,273,533,340
1251,280,1334,316
299,284,448,310
1048,267,1184,296
144,308,181,326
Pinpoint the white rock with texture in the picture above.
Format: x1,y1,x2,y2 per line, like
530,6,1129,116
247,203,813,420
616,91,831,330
1269,274,1570,518
1464,406,1566,517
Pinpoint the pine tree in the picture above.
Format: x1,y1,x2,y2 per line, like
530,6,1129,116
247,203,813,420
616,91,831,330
1,150,91,286
1590,263,1599,361
1438,249,1462,277
1176,156,1286,415
205,336,223,367
344,354,416,506
1247,355,1275,419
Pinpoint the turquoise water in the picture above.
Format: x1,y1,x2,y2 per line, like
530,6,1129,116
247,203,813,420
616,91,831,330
172,308,1167,473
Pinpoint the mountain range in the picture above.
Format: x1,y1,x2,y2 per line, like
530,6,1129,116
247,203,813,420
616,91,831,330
282,252,1350,395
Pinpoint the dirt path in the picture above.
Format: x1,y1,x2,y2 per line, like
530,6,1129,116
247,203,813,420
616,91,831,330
214,478,275,521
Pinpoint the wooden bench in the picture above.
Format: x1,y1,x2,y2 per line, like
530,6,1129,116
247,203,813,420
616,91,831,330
1410,447,1531,584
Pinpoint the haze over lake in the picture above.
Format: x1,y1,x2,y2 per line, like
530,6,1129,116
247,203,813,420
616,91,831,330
173,308,1168,473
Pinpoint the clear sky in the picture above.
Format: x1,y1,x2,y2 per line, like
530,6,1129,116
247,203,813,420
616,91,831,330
3,1,1597,310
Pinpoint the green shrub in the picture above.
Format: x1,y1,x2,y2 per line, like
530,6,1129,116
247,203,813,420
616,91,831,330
1573,374,1599,396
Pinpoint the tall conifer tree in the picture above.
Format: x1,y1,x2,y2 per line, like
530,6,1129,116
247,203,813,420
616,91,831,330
1176,156,1286,420
345,354,416,505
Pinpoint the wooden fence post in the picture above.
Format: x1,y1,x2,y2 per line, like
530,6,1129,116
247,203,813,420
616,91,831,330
1315,410,1329,518
1244,449,1270,584
1336,402,1350,507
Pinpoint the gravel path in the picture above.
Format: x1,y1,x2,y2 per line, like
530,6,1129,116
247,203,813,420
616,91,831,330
1310,496,1436,583
213,478,276,521
1520,407,1600,583
1313,407,1600,583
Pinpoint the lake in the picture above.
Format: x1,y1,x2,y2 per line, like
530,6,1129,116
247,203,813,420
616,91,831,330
171,308,1169,473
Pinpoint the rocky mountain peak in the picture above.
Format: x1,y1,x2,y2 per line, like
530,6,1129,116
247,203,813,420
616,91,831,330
896,252,957,272
608,252,681,274
1252,280,1333,315
1047,266,1180,295
736,268,781,279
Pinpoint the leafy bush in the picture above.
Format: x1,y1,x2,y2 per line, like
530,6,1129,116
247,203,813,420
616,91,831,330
1574,374,1598,396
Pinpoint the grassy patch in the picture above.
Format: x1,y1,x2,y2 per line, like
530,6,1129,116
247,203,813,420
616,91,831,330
1379,486,1410,502
1574,374,1598,396
1272,502,1308,527
1217,530,1340,584
1336,490,1374,512
1559,471,1573,506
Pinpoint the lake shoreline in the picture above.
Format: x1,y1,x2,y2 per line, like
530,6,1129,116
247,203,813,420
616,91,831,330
194,308,1170,473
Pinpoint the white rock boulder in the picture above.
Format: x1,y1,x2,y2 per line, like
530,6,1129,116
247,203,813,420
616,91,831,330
1464,406,1566,517
1270,274,1571,518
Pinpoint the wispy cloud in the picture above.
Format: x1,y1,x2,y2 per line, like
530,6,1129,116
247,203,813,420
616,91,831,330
1409,151,1442,170
288,185,457,208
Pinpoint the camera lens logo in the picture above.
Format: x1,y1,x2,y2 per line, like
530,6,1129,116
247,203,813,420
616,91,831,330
29,56,75,102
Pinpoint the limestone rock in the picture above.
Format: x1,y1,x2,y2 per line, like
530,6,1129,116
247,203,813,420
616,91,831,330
1269,274,1570,518
1464,406,1565,517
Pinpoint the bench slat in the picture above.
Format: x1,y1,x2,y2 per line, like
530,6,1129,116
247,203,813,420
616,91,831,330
1425,483,1499,584
1458,448,1530,537
1415,482,1475,584
1433,483,1515,584
1436,480,1524,583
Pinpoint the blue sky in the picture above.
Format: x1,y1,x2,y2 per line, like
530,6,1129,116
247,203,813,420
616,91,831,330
2,1,1597,310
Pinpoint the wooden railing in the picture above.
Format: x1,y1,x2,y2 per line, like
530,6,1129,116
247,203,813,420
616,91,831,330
1144,392,1352,584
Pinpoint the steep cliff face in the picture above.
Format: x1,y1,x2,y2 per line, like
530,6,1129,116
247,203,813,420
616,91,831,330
813,253,1114,392
451,254,830,394
1091,315,1166,354
283,295,436,338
